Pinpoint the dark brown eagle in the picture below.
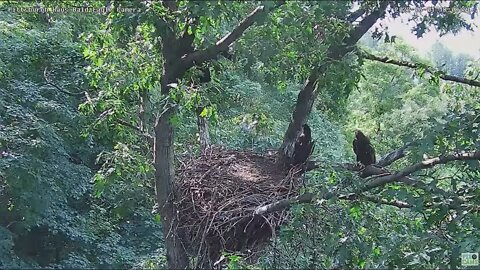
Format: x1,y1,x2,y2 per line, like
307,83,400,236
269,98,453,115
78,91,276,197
353,130,376,166
293,124,315,165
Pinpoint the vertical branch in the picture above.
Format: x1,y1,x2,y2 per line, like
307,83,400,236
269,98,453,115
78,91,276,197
277,71,320,165
196,106,211,154
154,106,189,268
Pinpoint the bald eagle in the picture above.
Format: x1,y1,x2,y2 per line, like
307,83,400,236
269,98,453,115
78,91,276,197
353,130,376,166
293,124,315,165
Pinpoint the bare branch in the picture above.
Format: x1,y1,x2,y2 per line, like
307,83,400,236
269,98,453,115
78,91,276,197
376,142,414,167
339,193,413,209
254,150,480,215
362,150,480,192
254,193,313,215
361,51,480,87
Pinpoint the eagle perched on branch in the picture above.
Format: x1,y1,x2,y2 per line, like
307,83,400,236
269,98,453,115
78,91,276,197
293,124,315,165
353,130,376,166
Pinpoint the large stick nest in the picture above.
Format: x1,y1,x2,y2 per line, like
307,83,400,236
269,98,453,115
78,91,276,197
176,146,303,267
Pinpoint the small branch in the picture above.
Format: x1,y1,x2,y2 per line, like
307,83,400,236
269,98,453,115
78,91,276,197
338,193,412,209
116,119,154,145
376,142,414,167
361,51,480,87
43,67,84,96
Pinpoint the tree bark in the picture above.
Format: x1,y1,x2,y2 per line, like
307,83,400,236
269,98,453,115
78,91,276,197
277,71,320,165
196,106,211,154
154,105,189,269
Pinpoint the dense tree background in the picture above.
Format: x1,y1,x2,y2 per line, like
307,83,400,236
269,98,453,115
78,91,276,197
1,0,479,269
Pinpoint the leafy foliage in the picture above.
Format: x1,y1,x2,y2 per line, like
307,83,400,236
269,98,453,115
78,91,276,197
0,6,164,269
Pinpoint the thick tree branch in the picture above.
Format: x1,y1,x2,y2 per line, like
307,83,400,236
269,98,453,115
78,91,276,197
148,4,176,59
277,2,390,165
361,51,480,87
345,1,390,46
361,150,480,191
255,150,480,215
181,3,283,69
330,1,390,58
346,8,366,23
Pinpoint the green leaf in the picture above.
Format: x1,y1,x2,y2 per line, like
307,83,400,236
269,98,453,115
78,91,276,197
154,214,161,223
199,107,208,117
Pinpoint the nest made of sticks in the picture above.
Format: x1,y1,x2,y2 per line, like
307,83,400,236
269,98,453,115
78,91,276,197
175,146,303,267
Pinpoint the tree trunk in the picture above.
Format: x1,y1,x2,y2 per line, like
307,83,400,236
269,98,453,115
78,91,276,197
196,106,211,154
277,71,319,166
154,105,189,269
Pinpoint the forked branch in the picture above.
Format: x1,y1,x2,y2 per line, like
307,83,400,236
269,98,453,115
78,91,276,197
361,150,480,191
254,150,480,215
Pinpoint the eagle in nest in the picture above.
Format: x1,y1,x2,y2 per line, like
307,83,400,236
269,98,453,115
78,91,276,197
353,130,376,166
293,124,315,165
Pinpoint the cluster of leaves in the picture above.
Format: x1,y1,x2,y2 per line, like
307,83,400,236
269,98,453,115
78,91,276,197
0,5,165,269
